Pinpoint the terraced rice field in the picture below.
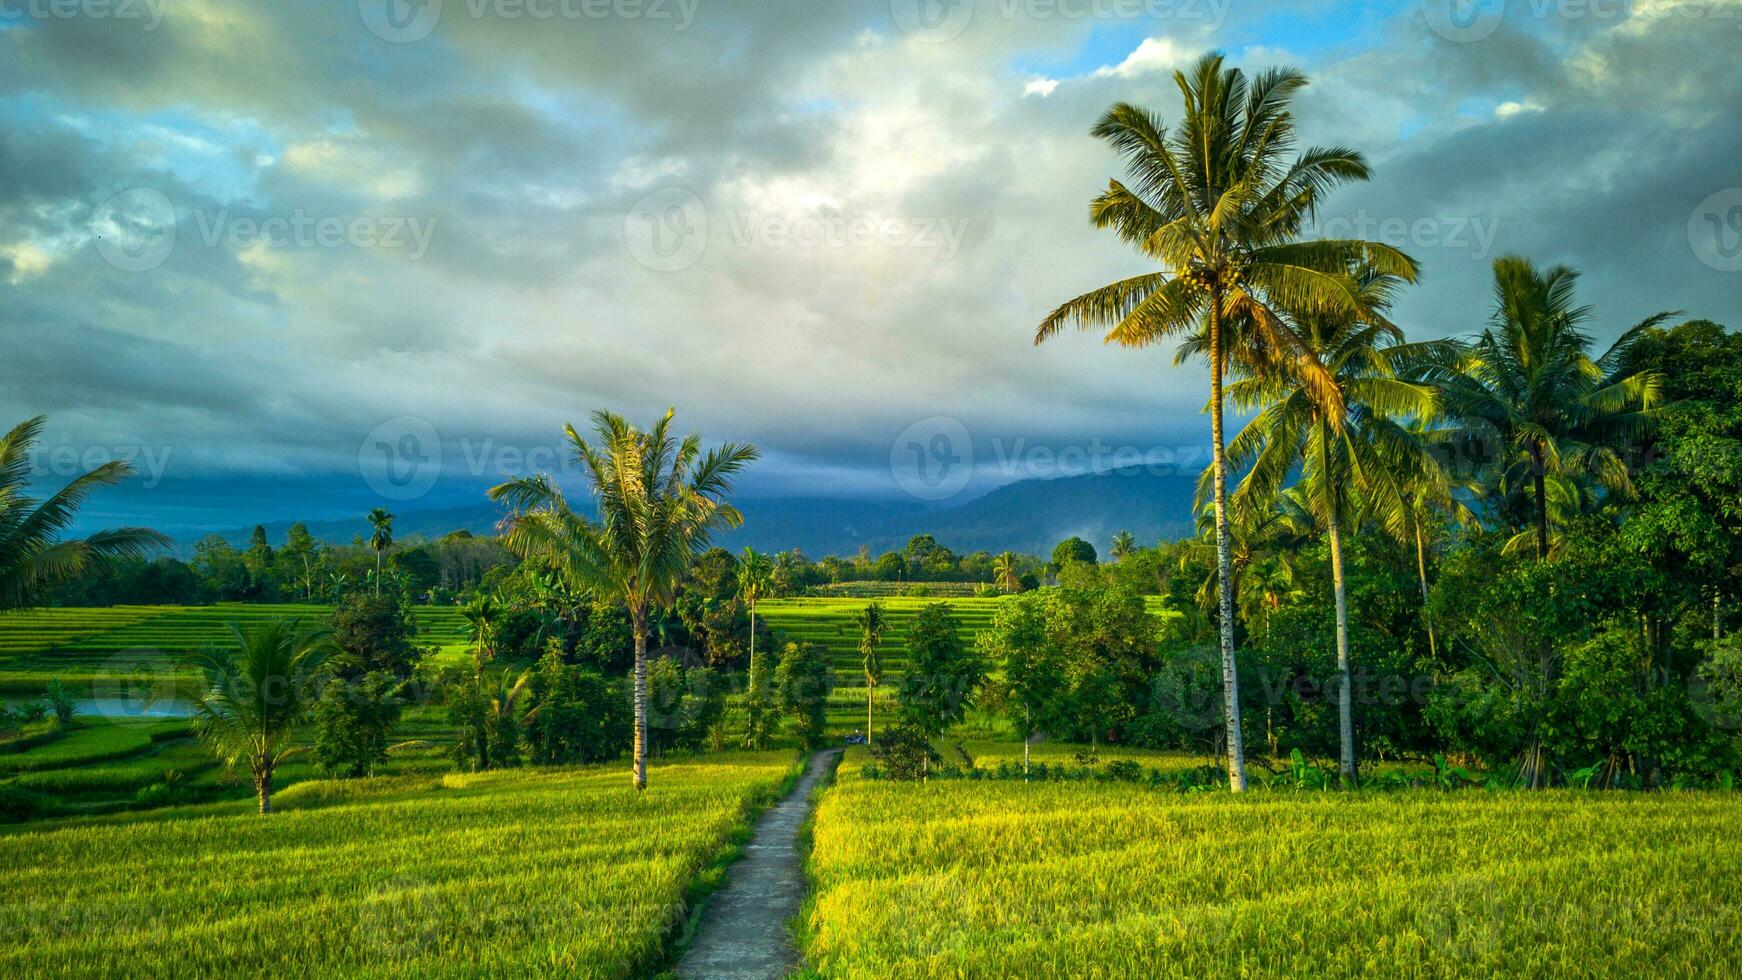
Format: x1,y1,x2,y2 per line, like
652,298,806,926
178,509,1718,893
757,597,1005,687
804,760,1742,977
0,604,472,691
0,751,799,977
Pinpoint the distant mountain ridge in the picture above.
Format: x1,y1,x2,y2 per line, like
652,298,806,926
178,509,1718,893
192,468,1200,559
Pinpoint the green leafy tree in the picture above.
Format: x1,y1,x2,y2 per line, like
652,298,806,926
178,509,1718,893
743,650,774,749
312,672,404,777
490,409,757,790
527,646,628,765
1052,537,1098,567
1033,55,1416,788
188,619,333,813
976,593,1060,773
0,416,169,611
775,641,834,747
993,551,1023,592
897,604,985,752
856,601,890,745
329,592,423,679
449,670,530,772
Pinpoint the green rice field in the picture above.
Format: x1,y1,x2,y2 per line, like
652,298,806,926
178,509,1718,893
0,751,799,977
802,751,1742,978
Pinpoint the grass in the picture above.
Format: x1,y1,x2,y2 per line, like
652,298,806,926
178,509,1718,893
0,719,188,773
0,751,800,978
803,754,1742,977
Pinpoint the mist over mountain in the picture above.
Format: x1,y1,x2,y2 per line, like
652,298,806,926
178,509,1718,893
192,468,1200,560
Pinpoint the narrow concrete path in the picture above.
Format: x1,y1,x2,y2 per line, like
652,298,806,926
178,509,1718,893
677,749,842,980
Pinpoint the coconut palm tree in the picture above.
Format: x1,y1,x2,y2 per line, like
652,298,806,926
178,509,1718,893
1393,421,1478,659
856,601,889,745
1,416,170,611
1034,53,1419,790
993,551,1022,592
1110,530,1136,561
1422,257,1669,560
188,619,333,813
367,508,394,595
489,409,757,791
737,548,773,666
457,593,504,674
1220,269,1440,785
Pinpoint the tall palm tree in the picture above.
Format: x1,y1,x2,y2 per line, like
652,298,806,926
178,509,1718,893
993,551,1022,592
1423,257,1669,560
367,508,394,595
457,592,504,674
856,601,889,745
1,416,169,611
1221,269,1439,785
737,548,773,666
1034,53,1419,790
490,409,757,791
188,619,332,813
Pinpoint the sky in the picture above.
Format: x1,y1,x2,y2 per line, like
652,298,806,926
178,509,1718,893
2,0,1739,537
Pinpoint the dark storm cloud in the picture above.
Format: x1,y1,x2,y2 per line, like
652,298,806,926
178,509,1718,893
0,0,1737,528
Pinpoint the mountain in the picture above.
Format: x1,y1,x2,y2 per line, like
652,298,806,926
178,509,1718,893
194,468,1200,559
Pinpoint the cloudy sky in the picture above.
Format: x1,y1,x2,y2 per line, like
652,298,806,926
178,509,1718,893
3,0,1739,536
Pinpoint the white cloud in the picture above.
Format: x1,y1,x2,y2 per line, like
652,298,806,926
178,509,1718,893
1094,37,1194,79
1024,77,1060,98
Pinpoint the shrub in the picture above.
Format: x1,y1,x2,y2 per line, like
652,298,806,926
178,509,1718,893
313,672,405,778
44,680,77,725
869,725,940,781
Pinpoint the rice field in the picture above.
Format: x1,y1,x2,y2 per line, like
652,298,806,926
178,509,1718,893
0,604,474,692
803,760,1742,977
0,751,799,978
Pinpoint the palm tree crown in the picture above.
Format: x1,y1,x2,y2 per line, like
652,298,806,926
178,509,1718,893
1,416,170,611
1424,256,1669,559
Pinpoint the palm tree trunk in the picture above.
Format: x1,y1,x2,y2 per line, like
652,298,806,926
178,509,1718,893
255,764,272,814
1415,523,1437,659
1328,512,1356,787
1531,442,1550,561
866,678,874,747
632,608,648,792
375,550,383,596
1208,293,1247,793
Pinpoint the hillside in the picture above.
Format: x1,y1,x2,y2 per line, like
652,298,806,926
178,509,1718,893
193,468,1200,559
